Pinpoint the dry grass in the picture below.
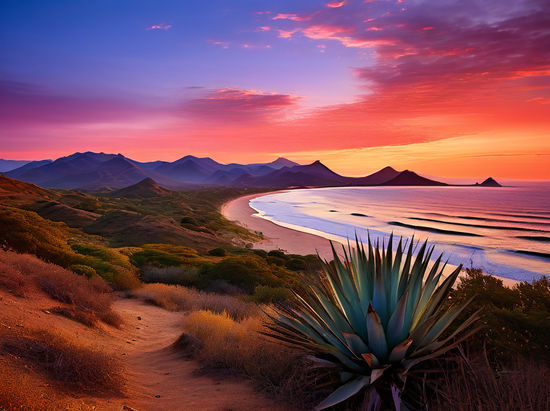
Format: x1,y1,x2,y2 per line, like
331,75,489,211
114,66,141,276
0,326,124,409
0,250,122,327
132,283,258,321
431,355,550,411
182,310,329,408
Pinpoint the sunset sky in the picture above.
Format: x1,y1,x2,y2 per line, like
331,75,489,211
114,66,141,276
1,0,549,179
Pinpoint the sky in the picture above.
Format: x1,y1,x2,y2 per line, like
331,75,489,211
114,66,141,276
1,0,549,179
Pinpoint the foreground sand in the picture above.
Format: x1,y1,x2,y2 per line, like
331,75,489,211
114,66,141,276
222,192,518,287
1,289,287,411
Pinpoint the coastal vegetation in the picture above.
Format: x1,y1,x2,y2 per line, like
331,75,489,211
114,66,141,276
1,175,549,410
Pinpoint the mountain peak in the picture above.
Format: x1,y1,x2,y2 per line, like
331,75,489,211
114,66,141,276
110,177,170,198
382,169,447,186
479,177,502,187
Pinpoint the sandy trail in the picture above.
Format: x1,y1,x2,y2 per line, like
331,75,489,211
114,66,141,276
105,298,286,411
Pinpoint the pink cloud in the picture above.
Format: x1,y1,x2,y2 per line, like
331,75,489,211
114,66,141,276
207,40,229,49
272,13,311,22
147,23,172,30
327,1,346,7
180,88,300,122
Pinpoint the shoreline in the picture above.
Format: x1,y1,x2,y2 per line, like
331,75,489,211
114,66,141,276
222,191,338,259
221,191,519,287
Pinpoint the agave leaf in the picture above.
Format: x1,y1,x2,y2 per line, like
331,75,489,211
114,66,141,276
343,332,371,355
389,338,413,363
361,352,380,369
417,296,476,348
386,288,410,348
315,376,371,410
366,303,389,360
404,325,484,372
371,366,390,383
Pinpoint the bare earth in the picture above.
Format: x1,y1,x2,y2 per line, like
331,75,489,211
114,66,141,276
0,289,288,411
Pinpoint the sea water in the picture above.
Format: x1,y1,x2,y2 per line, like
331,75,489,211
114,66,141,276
250,186,550,282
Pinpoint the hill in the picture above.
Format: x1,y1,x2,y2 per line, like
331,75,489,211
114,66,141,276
381,170,448,186
0,174,56,205
477,177,502,187
110,177,171,198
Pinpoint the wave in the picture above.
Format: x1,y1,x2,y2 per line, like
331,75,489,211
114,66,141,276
425,212,550,226
516,236,550,243
489,212,550,220
388,221,483,237
515,250,550,260
410,217,549,233
351,212,369,217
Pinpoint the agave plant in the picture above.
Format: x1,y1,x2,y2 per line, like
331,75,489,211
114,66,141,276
265,235,480,410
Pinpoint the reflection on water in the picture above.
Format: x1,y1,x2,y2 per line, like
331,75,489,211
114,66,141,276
250,185,550,282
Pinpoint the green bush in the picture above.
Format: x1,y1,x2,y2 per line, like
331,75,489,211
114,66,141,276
252,249,268,258
0,206,77,267
267,256,286,266
285,258,306,271
198,255,287,293
267,250,286,259
130,249,184,267
208,247,226,257
69,264,97,278
450,268,550,363
250,285,290,303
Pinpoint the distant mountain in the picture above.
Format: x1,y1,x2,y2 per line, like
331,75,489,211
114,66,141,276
5,152,179,190
3,151,495,190
110,177,171,198
3,159,53,177
0,159,31,172
233,160,349,187
154,156,223,183
381,170,448,186
233,162,403,188
350,166,400,185
477,177,502,187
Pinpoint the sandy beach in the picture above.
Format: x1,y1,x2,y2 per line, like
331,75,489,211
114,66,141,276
221,191,519,287
222,191,337,259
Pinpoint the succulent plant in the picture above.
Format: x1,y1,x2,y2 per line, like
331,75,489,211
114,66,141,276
265,235,480,410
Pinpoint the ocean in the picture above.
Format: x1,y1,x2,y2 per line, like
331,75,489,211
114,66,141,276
249,185,550,282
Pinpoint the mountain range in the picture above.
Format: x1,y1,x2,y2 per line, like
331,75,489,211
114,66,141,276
0,151,501,190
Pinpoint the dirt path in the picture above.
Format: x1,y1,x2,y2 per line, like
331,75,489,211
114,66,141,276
101,298,286,411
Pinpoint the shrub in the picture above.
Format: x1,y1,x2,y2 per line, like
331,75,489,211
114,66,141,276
0,259,29,297
0,205,76,267
250,285,290,304
267,256,286,266
430,355,550,410
267,250,286,259
285,258,306,271
252,249,268,258
0,250,122,327
182,310,326,408
69,264,97,278
0,328,124,395
199,255,286,293
141,266,199,286
111,268,141,291
130,249,184,267
131,283,258,321
450,268,550,362
208,247,226,257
